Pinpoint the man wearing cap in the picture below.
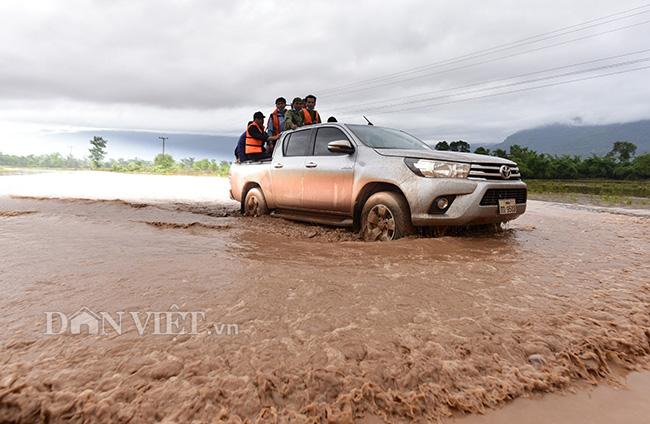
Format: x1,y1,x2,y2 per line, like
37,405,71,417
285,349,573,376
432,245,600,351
245,111,280,161
283,97,305,131
267,97,287,137
300,94,321,125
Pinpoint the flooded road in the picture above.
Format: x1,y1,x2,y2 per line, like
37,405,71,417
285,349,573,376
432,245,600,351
0,171,649,423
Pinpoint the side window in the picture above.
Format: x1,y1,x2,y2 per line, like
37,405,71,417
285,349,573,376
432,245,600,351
283,129,312,157
313,127,351,156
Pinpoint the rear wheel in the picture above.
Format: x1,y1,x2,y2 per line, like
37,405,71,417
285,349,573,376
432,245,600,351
361,192,413,241
244,188,269,217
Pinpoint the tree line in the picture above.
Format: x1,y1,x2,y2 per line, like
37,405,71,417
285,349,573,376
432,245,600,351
436,140,650,179
3,136,648,180
0,152,90,168
0,151,231,176
1,136,231,176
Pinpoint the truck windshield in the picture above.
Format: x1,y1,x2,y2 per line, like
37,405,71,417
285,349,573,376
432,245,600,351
347,125,433,150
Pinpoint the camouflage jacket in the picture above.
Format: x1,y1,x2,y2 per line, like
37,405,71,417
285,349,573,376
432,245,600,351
283,109,304,131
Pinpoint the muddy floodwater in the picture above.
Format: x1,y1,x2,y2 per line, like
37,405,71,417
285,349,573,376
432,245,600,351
0,171,649,423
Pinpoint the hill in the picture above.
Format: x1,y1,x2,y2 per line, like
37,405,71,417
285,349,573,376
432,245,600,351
489,120,650,157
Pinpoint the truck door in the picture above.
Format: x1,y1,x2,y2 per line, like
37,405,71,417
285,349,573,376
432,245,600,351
270,128,313,209
302,127,355,213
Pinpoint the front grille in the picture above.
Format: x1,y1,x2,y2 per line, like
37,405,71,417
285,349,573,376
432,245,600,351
470,163,521,180
480,188,527,206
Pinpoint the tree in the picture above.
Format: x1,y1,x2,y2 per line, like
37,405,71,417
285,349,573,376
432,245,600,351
193,158,211,170
631,153,650,178
449,140,471,152
608,141,637,162
506,145,549,178
551,155,581,179
218,160,231,176
435,141,449,151
88,136,107,168
579,154,616,178
492,148,509,159
180,157,195,169
612,163,637,180
474,147,490,155
154,153,175,170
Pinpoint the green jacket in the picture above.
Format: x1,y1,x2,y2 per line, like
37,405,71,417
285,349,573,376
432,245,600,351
284,109,304,131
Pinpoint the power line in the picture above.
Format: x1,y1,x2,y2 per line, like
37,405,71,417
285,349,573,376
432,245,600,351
210,3,650,133
331,49,650,113
338,64,650,118
321,19,650,99
346,57,650,114
318,5,650,97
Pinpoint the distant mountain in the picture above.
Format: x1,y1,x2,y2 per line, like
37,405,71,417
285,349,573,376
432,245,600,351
488,120,650,157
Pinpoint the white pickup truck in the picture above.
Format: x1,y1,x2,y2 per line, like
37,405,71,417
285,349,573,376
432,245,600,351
229,123,527,240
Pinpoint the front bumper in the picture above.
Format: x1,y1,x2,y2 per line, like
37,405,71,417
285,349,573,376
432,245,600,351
400,176,527,227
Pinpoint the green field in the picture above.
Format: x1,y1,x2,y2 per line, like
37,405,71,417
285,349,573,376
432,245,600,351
525,179,650,207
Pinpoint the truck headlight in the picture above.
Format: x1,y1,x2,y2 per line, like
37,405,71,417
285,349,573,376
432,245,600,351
405,158,470,179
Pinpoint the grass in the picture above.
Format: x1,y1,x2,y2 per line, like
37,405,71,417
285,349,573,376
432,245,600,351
109,167,229,177
525,179,650,207
525,179,650,197
0,167,27,175
0,166,229,177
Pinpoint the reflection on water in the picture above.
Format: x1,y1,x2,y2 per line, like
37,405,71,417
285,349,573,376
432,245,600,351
0,196,648,423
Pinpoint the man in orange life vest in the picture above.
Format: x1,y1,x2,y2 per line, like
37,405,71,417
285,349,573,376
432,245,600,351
300,94,321,125
245,111,281,161
266,97,287,137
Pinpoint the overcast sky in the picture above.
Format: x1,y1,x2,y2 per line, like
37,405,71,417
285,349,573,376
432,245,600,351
1,0,649,157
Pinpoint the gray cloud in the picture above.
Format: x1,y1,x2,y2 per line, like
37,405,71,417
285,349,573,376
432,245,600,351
1,0,649,152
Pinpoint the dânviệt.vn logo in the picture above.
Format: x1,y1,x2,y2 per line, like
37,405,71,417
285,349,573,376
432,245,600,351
44,304,238,337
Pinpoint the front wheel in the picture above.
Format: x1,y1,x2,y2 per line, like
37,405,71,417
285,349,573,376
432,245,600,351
361,192,413,241
244,188,269,217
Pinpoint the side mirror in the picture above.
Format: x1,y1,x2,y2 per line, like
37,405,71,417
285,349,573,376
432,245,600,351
327,139,355,154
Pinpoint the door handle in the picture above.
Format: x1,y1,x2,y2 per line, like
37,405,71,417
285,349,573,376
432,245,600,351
305,162,317,168
274,163,284,168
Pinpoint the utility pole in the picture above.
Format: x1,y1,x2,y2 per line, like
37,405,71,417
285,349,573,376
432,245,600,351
159,136,168,156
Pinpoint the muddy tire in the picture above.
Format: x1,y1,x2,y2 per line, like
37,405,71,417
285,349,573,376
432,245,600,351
244,188,269,217
361,192,413,241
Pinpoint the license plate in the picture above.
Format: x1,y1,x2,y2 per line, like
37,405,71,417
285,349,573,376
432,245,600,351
498,199,517,215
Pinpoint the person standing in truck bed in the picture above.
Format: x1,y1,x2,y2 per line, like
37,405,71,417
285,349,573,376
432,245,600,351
283,97,305,131
267,97,287,137
245,111,280,161
301,94,321,125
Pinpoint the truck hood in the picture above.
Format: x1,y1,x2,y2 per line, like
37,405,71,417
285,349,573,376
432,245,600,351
374,148,518,166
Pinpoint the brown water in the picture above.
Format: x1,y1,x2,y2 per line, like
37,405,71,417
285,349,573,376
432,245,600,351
449,370,650,424
1,194,649,423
